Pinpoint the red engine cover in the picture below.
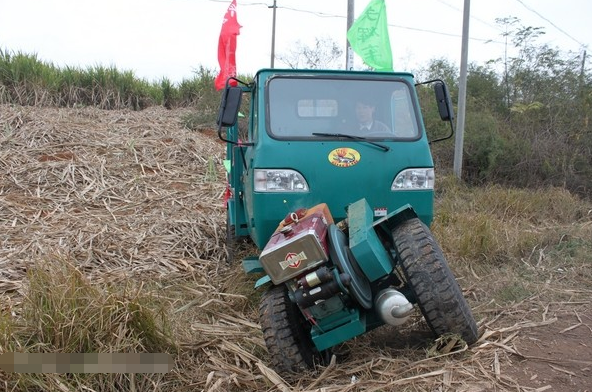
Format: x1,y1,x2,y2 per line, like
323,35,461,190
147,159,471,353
260,205,332,285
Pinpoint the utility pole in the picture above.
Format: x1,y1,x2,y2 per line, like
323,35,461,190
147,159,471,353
580,49,587,128
346,0,354,70
269,0,277,68
453,0,470,179
580,49,587,88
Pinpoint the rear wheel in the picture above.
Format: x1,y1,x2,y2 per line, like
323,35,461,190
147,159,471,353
259,284,328,373
225,219,237,264
392,218,479,345
225,217,251,264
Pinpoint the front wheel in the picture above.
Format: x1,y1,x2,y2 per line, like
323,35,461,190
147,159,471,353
259,285,329,374
392,218,479,345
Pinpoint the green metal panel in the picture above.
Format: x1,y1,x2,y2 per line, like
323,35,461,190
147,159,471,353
254,275,271,289
348,199,395,281
228,144,249,237
307,295,347,320
240,256,272,288
311,310,366,351
242,256,263,274
374,203,418,232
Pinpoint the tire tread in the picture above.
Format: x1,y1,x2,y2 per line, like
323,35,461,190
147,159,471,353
392,218,479,345
259,285,323,373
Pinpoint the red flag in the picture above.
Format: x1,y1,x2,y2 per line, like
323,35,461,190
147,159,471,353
214,0,241,91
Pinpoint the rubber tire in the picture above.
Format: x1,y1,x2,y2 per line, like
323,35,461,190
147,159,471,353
392,218,479,345
225,220,237,264
259,284,327,373
225,213,254,264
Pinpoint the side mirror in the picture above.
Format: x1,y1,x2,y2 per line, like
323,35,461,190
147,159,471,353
434,82,455,122
217,86,243,127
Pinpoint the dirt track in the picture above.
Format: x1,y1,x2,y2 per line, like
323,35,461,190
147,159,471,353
1,104,590,391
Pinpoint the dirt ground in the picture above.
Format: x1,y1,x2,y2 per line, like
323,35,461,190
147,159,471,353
360,294,592,392
1,104,591,391
500,307,592,392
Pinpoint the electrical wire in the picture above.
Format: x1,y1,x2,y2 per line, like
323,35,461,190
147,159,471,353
514,0,586,48
211,0,587,50
208,0,505,44
434,0,504,32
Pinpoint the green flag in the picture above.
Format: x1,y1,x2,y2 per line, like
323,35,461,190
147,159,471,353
347,0,393,71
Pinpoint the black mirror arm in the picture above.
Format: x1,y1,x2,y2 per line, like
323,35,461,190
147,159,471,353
416,78,455,144
428,120,454,144
217,124,231,144
217,77,254,147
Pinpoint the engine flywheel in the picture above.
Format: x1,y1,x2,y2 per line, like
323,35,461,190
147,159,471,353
328,224,373,309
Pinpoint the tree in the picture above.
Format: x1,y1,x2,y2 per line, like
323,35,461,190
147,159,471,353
276,36,343,69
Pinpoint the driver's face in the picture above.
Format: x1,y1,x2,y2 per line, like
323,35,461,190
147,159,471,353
356,102,375,123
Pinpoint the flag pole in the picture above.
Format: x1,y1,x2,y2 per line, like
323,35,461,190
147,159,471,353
346,0,354,70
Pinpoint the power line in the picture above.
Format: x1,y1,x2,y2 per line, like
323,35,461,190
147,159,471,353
213,0,586,50
276,5,343,18
232,1,505,44
387,23,502,44
434,0,503,32
514,0,586,47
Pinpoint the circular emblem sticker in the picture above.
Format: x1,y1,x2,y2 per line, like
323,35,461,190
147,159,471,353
285,252,302,269
328,148,361,167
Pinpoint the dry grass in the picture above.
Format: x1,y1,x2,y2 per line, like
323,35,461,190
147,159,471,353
0,105,225,293
1,104,591,391
433,176,591,263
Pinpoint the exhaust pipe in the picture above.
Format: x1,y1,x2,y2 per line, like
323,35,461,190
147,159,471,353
374,288,414,326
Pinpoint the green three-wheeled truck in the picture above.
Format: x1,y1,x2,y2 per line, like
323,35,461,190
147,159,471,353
216,68,478,374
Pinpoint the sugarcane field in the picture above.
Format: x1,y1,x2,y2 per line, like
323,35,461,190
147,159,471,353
1,103,590,391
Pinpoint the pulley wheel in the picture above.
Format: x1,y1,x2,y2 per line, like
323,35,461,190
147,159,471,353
328,224,373,309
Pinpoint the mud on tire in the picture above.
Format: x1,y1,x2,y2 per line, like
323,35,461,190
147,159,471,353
259,284,328,373
392,217,479,345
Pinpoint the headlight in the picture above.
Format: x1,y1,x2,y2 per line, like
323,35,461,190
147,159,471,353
254,169,309,192
391,168,434,190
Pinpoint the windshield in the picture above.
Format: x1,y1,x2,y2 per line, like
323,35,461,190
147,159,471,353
267,77,420,140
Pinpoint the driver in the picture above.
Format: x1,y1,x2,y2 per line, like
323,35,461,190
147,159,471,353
355,99,391,134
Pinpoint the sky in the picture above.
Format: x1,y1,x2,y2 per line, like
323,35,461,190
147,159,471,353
0,0,589,83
